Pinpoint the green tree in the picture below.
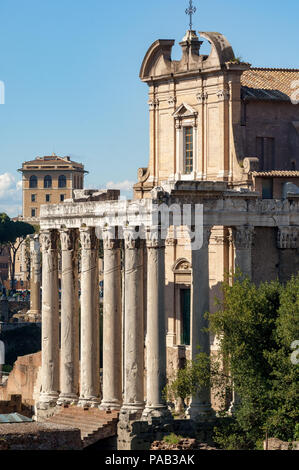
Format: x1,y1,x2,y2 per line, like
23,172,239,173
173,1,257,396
0,213,35,290
209,274,299,449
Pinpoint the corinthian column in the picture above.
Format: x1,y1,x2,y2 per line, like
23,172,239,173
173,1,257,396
28,234,41,317
39,230,59,408
100,227,122,410
142,227,171,421
57,229,79,405
187,226,213,419
232,225,254,279
78,227,100,407
120,227,144,417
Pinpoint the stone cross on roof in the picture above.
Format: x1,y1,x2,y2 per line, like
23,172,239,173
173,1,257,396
185,0,197,30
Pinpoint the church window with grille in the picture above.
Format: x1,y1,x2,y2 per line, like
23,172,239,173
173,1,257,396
184,127,193,174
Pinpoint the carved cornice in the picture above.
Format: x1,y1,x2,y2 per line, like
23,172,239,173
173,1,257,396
277,226,299,249
40,230,58,252
79,227,98,251
232,226,255,249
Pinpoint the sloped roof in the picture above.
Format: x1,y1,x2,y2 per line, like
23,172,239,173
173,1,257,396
241,68,299,101
252,171,299,177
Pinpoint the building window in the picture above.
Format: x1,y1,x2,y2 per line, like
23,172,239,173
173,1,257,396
256,137,275,170
262,179,273,199
29,175,37,188
31,209,36,217
180,288,191,346
60,194,65,202
44,175,52,188
31,194,36,202
46,194,51,202
184,127,193,174
58,175,66,188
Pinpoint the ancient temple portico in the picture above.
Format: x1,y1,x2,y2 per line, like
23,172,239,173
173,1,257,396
35,184,299,439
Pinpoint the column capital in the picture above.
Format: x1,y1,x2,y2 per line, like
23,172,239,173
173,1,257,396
277,226,299,249
60,228,79,252
232,225,255,250
189,225,212,248
40,230,58,252
146,226,165,249
79,227,98,250
123,226,142,250
102,227,121,250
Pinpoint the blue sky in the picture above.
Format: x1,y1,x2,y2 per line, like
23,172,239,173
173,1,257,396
0,0,298,216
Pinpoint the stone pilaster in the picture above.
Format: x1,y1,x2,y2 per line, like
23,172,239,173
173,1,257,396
100,227,122,411
57,229,80,405
142,227,171,421
28,234,41,317
38,230,59,408
187,226,213,420
78,227,100,407
120,227,144,418
232,225,255,279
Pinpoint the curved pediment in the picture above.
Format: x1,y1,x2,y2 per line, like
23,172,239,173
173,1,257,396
199,32,235,69
139,39,175,80
172,258,191,273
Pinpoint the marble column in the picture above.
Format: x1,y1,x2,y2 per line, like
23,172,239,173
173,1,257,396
78,227,100,407
57,229,80,405
142,227,171,421
39,230,60,407
187,226,213,419
100,228,122,410
28,234,41,317
232,225,255,279
121,227,144,417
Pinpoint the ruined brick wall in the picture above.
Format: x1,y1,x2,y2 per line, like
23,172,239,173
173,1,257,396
0,351,41,406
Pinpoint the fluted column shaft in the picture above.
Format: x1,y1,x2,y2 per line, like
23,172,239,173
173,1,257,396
100,228,122,410
28,234,41,316
79,227,100,406
188,226,213,419
121,227,144,416
39,230,59,406
58,229,79,404
142,227,171,420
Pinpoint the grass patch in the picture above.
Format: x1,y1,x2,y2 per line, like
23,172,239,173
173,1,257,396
163,433,184,445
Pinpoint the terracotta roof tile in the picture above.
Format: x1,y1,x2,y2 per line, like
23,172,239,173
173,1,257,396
252,171,299,177
241,68,299,101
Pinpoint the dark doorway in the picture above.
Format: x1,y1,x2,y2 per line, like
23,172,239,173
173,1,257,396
180,288,191,346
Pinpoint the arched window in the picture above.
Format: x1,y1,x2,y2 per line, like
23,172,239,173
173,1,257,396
29,175,37,188
44,175,52,188
58,175,66,188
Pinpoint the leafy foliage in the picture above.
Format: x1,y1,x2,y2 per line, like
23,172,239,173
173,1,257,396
209,274,299,449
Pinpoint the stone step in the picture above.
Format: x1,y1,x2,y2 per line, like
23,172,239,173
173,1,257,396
50,414,108,425
47,417,106,430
